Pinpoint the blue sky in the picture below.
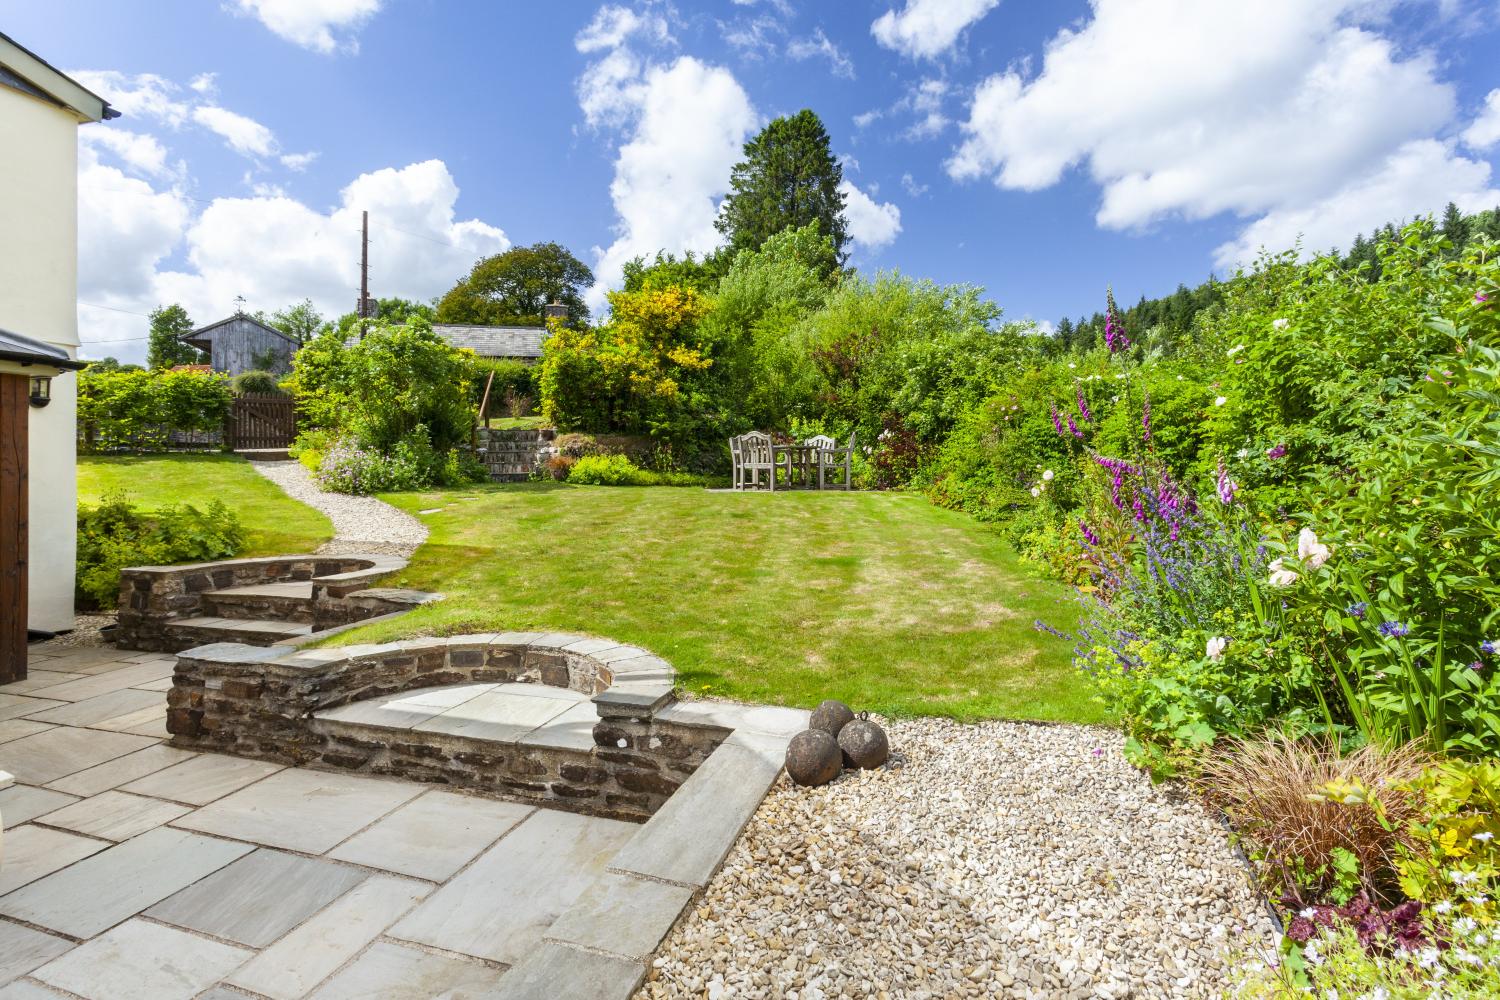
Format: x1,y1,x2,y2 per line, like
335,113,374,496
6,0,1500,362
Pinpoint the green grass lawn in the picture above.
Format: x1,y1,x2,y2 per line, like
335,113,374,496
79,454,334,557
329,484,1104,724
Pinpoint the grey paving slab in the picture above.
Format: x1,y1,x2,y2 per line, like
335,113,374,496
171,768,424,854
20,688,162,728
31,918,250,1000
495,681,589,702
0,919,73,986
0,978,63,999
414,688,574,742
128,676,174,692
0,721,53,746
121,753,282,805
517,699,600,751
31,791,191,842
492,940,645,1000
607,740,781,889
0,784,79,826
224,874,430,1000
0,671,84,696
27,648,134,673
90,704,169,739
0,824,108,897
0,727,158,785
329,790,532,882
26,661,174,703
307,940,501,1000
545,870,695,961
654,700,811,738
45,744,196,797
0,697,65,724
147,848,366,948
0,826,254,938
390,808,636,965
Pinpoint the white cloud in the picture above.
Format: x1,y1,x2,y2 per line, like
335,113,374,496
76,157,507,363
79,128,176,179
901,172,929,197
839,180,902,251
948,0,1478,262
896,77,950,138
1213,139,1500,268
853,109,882,129
191,105,278,158
231,0,381,54
720,14,783,55
787,28,855,79
189,72,218,96
871,0,999,60
576,4,672,53
69,70,190,126
1462,88,1500,150
280,151,320,171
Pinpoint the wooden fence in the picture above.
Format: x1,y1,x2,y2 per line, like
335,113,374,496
226,393,296,450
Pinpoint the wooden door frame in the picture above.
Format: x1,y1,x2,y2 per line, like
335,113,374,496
1,372,28,682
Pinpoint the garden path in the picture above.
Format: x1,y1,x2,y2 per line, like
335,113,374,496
251,460,427,558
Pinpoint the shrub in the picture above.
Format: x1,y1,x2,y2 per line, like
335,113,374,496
77,368,233,452
1393,758,1500,919
471,358,537,419
288,428,334,471
1200,735,1431,908
566,454,707,487
313,438,423,495
230,370,283,395
544,454,576,481
77,493,243,608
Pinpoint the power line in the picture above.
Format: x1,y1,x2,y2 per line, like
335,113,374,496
79,301,151,317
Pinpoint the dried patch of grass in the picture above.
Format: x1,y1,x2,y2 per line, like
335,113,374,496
1199,733,1431,906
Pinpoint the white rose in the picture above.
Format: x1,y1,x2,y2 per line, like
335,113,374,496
1297,527,1332,569
1214,396,1228,407
1206,636,1228,661
1268,558,1299,587
1030,486,1041,498
1272,318,1289,329
1042,469,1055,481
1226,344,1245,357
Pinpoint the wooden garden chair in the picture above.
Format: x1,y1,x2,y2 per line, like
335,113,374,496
816,431,856,490
738,431,778,491
798,435,835,488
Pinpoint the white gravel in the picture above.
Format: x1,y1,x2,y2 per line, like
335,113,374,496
639,717,1275,1000
251,460,428,557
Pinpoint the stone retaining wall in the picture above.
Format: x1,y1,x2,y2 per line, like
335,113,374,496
476,426,557,482
166,633,729,821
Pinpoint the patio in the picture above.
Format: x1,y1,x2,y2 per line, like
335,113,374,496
0,643,787,1000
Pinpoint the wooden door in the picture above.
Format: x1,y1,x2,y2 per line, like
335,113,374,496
0,373,27,682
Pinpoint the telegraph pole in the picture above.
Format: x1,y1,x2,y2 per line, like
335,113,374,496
359,210,370,340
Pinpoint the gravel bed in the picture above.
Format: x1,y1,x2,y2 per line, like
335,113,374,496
638,717,1275,1000
251,460,428,557
32,613,115,650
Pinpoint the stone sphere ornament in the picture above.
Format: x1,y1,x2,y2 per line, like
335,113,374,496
838,717,890,770
785,729,842,787
809,699,855,738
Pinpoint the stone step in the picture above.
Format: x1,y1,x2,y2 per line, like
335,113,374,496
201,582,316,623
235,448,291,462
164,617,313,647
314,682,597,751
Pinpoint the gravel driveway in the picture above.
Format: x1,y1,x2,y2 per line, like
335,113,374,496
638,717,1275,1000
251,460,428,557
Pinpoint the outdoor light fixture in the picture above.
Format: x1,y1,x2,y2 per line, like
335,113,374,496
29,374,51,408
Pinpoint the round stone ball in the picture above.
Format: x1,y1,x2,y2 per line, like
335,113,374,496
809,699,855,738
838,718,890,770
785,729,842,787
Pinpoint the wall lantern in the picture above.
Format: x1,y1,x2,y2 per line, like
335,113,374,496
29,374,52,408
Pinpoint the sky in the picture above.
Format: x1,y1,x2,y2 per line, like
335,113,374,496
6,0,1500,364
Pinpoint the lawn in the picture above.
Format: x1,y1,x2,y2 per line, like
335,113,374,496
328,484,1105,724
78,454,334,556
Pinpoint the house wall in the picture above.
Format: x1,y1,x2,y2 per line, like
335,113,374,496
0,85,80,633
208,319,295,376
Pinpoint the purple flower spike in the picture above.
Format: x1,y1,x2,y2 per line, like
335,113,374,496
1266,443,1287,460
1142,391,1151,443
1067,415,1084,439
1079,520,1100,546
1104,287,1131,354
1478,292,1490,304
1076,388,1093,423
1215,457,1237,506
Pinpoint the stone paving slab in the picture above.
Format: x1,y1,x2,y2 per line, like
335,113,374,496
32,790,192,842
0,784,78,826
28,662,174,703
328,790,533,882
545,870,695,961
0,721,54,746
414,687,576,743
0,824,110,897
146,849,367,948
390,807,636,965
493,940,645,1000
224,874,430,1000
0,696,65,724
21,688,162,730
0,727,158,785
171,768,425,854
0,826,254,938
45,744,196,798
0,918,73,986
0,671,84,696
306,940,500,1000
0,979,61,999
121,752,282,805
515,699,600,751
31,918,250,1000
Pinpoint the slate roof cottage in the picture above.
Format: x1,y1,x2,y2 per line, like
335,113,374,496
431,324,545,362
183,313,300,376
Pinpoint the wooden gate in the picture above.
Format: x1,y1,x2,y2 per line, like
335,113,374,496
226,393,296,450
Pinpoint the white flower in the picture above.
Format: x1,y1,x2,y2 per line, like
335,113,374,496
1042,469,1055,481
1449,870,1477,885
1304,939,1322,966
1455,916,1478,935
1299,907,1317,919
1030,487,1041,498
1227,344,1245,357
1418,947,1442,970
1297,527,1332,569
1456,949,1482,966
1068,363,1076,369
1273,318,1289,329
1369,989,1391,1000
1176,374,1185,381
1473,831,1494,842
1213,396,1228,407
1236,448,1250,459
1268,558,1300,588
1434,900,1454,914
1207,637,1229,662
1116,372,1126,379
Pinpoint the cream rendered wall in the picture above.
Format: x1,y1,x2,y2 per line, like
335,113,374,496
0,86,81,633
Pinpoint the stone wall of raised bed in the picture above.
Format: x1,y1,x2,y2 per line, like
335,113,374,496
165,633,729,821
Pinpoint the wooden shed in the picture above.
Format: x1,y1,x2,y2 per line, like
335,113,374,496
182,314,299,376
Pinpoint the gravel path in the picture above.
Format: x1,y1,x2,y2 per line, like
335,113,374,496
251,460,428,557
638,717,1275,1000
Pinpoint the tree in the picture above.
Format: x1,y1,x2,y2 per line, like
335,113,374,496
715,109,849,262
268,299,323,345
436,242,592,327
146,304,203,369
330,297,436,338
